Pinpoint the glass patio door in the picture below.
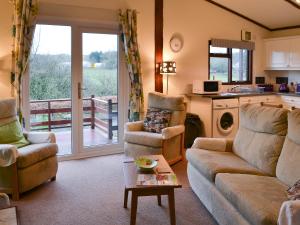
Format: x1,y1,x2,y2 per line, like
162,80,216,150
78,29,122,153
29,24,73,156
27,24,124,158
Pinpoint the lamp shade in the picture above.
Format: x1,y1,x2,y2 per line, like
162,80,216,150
160,61,176,74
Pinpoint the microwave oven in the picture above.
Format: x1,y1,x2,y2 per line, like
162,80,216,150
192,80,222,94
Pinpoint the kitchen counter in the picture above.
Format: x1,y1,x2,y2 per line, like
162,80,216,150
186,92,300,99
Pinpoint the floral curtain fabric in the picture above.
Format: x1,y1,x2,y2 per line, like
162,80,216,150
119,9,144,122
11,0,39,123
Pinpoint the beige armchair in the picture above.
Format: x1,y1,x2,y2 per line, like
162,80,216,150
0,99,58,200
124,92,186,165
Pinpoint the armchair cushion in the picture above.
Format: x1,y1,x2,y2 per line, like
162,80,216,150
192,137,233,152
124,131,163,147
0,119,29,148
17,143,58,169
143,108,172,133
0,145,17,167
24,131,56,144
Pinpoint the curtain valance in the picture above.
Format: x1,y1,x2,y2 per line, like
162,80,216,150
211,39,255,50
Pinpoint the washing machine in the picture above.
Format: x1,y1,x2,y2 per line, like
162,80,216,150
212,98,239,138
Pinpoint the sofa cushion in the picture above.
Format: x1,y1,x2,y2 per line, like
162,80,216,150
215,173,288,225
239,104,288,135
186,148,266,182
286,109,300,145
233,104,288,176
233,126,286,176
276,111,300,187
276,137,300,187
124,131,163,147
287,180,300,200
17,143,58,168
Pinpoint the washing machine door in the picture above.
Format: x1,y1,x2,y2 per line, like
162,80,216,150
217,111,234,134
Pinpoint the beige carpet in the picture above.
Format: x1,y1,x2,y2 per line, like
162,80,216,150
13,154,217,225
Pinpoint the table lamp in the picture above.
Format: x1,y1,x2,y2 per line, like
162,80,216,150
160,61,176,94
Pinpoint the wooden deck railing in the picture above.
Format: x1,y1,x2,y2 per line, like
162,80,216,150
30,95,118,139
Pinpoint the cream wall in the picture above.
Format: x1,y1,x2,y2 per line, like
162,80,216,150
163,0,270,96
0,0,155,106
1,0,299,100
0,1,13,98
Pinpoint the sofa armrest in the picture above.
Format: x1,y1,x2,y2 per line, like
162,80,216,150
278,200,300,225
124,121,144,132
0,193,10,209
161,125,184,140
23,131,56,144
0,144,18,167
191,137,233,152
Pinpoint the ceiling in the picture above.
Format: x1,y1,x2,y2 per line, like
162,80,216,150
207,0,300,31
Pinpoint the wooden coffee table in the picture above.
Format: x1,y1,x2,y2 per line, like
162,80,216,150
123,155,182,225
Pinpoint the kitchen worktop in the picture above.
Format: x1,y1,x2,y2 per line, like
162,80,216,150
187,92,300,99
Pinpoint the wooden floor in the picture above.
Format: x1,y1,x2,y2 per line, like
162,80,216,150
54,127,118,155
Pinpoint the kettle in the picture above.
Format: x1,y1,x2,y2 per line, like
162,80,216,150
279,83,289,93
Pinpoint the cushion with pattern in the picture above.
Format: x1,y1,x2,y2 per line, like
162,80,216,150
287,180,300,200
143,108,172,133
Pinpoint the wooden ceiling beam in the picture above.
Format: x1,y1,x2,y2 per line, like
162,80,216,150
155,0,163,93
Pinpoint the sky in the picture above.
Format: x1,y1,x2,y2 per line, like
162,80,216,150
32,24,118,55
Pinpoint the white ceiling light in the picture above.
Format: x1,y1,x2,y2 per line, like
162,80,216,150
296,0,300,4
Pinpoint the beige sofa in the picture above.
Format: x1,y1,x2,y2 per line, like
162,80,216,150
186,104,300,225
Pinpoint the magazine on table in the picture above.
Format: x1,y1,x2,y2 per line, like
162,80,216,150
136,174,178,186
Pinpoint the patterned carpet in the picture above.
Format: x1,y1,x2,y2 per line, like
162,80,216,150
13,154,217,225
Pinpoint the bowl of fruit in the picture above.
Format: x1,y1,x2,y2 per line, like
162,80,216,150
135,157,158,171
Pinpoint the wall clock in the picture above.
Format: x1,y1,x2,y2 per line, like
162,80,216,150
170,34,183,53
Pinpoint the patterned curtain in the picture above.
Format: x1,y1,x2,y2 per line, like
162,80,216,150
11,0,39,123
119,9,144,122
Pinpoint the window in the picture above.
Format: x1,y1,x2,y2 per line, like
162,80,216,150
209,41,253,84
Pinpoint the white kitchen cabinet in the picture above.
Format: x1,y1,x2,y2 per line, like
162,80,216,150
264,36,300,70
239,95,280,105
289,38,300,68
281,96,300,109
